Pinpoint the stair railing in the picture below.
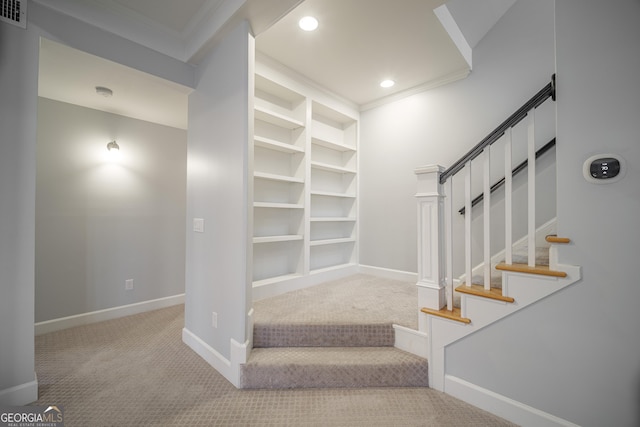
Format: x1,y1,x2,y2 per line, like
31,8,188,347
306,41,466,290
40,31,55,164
415,76,556,321
458,138,556,215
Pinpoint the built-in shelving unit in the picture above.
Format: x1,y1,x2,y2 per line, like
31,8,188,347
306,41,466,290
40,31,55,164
252,74,306,286
309,101,358,274
251,65,358,294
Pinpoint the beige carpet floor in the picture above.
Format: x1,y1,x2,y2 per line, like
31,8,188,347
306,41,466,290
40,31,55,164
33,301,517,426
253,274,419,329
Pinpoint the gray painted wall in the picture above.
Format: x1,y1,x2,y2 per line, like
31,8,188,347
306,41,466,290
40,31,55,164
184,21,253,361
36,98,186,322
447,1,640,425
0,1,193,403
0,18,39,404
359,0,556,274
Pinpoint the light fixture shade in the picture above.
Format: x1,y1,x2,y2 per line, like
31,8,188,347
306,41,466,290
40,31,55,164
107,140,120,151
96,86,113,97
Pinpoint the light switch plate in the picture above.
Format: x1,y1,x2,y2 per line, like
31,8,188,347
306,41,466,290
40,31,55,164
193,218,204,233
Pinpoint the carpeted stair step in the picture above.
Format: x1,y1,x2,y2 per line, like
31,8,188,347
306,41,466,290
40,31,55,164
240,346,428,389
253,322,395,348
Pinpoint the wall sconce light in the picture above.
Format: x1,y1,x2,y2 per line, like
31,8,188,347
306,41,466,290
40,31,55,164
107,140,120,152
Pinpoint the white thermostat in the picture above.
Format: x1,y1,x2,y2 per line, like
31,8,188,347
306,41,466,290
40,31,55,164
583,154,625,184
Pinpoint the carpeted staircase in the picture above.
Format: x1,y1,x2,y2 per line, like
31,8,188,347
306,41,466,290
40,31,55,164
240,275,429,389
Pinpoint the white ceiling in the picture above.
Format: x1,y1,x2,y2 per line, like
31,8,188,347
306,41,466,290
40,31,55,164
255,0,469,107
36,0,517,128
106,0,212,34
39,38,192,129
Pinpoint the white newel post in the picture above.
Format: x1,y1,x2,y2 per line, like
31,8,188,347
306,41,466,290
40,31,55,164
415,165,446,332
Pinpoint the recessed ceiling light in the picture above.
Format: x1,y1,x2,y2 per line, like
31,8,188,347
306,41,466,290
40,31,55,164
95,86,113,97
299,16,319,31
380,79,395,88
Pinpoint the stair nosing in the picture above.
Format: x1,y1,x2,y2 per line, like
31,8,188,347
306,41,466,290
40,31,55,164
495,262,567,277
455,283,514,303
420,307,471,324
241,346,429,389
545,234,571,244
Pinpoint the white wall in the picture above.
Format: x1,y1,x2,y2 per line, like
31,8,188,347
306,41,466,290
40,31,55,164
184,20,253,367
359,0,556,274
0,1,194,404
447,1,640,426
36,98,186,322
0,18,39,405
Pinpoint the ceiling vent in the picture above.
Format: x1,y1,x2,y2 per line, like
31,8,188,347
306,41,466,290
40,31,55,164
1,0,26,29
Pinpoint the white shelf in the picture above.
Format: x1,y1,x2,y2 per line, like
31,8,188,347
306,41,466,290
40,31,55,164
252,68,358,291
254,135,304,153
310,217,357,222
255,105,304,129
252,73,308,289
309,237,356,246
254,171,304,183
253,235,304,244
312,102,356,125
310,190,356,198
310,161,356,174
311,136,355,152
254,202,304,209
255,74,305,105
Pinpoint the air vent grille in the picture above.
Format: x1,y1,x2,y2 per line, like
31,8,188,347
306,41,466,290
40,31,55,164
1,0,26,29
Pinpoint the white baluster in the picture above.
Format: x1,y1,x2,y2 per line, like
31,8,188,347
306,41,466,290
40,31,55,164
505,128,513,265
464,162,472,289
527,110,536,267
483,146,491,290
444,178,453,311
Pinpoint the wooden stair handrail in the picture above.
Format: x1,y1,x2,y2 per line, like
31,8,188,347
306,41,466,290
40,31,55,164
440,75,556,185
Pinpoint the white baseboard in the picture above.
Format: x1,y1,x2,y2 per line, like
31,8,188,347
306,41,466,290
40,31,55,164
182,328,248,388
358,265,418,282
445,375,579,427
393,324,428,358
0,373,38,405
253,265,417,301
182,327,235,386
253,265,358,301
35,294,185,335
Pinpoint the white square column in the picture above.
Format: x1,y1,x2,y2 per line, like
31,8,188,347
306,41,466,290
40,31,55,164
415,165,446,332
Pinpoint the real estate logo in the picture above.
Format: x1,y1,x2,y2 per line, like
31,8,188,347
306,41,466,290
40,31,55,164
0,406,63,427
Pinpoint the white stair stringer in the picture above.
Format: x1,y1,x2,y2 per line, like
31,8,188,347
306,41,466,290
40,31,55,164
426,263,581,392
